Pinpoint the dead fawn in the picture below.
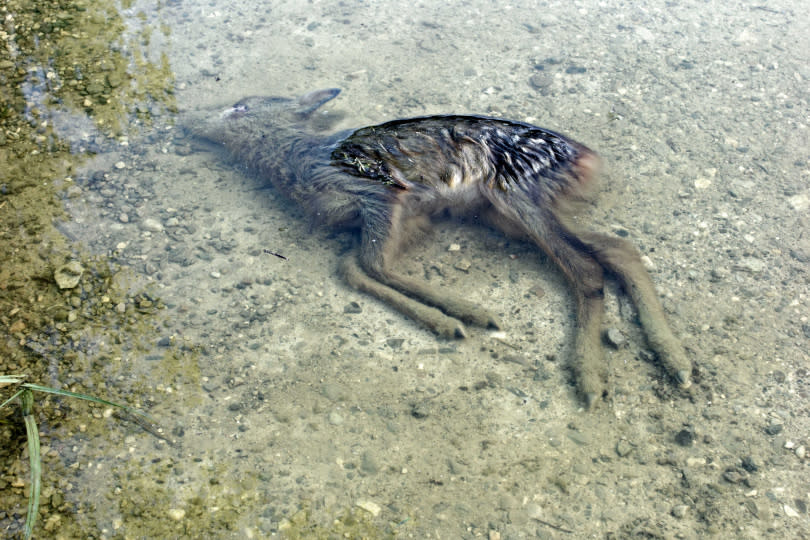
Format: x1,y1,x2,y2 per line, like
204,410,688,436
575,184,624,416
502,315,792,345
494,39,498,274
188,88,691,407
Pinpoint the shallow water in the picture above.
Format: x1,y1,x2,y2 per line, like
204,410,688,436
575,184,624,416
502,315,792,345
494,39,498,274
2,0,809,537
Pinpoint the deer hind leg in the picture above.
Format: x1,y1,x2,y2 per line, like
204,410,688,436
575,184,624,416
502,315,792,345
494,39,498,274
577,231,692,388
485,205,608,406
343,200,501,338
484,202,607,407
542,230,608,407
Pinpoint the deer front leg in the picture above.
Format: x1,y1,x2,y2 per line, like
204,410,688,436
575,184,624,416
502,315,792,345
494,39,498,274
368,267,502,330
355,202,502,333
340,256,468,338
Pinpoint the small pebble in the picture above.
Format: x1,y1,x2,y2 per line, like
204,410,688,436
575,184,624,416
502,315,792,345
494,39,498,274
9,320,25,333
529,72,552,91
604,328,626,349
114,161,126,169
640,255,656,271
671,505,689,518
355,499,381,517
675,429,696,447
741,456,758,472
528,284,545,298
411,401,431,419
722,468,746,484
343,301,362,314
787,192,810,211
360,451,379,474
616,439,634,457
54,261,84,289
447,243,461,252
167,508,185,520
454,258,472,272
566,430,590,446
526,503,543,520
140,218,163,232
764,424,783,436
734,257,765,274
694,177,711,189
709,267,729,282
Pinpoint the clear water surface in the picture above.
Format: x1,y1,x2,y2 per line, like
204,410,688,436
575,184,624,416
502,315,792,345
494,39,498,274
1,0,808,537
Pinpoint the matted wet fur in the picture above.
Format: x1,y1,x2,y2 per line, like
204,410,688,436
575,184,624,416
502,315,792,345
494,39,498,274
187,88,691,407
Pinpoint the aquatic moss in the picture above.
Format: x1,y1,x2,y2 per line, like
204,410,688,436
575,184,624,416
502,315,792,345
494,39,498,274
1,0,177,536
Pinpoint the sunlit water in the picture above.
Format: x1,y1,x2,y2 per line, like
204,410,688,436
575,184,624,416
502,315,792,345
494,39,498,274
3,0,809,537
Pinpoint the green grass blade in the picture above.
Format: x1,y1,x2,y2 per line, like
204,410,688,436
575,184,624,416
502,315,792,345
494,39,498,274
21,382,155,422
0,374,26,385
1,375,170,538
0,388,25,410
21,389,41,540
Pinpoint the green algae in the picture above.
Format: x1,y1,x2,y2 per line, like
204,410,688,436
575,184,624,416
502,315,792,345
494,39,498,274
0,1,178,537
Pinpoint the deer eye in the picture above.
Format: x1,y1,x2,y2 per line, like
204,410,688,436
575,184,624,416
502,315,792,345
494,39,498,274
221,103,249,119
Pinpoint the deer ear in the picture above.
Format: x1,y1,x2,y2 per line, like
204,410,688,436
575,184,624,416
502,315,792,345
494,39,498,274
296,88,341,115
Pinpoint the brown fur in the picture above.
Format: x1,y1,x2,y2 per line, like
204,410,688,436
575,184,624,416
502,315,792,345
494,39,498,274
188,88,691,407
